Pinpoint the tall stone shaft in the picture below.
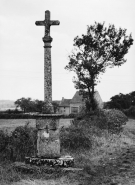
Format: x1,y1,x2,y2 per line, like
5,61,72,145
35,10,60,107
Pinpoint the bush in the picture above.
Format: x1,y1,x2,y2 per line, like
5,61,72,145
61,113,76,118
60,125,92,151
73,109,128,134
123,106,135,118
0,124,37,162
0,130,9,152
94,109,128,133
0,113,34,119
11,125,37,161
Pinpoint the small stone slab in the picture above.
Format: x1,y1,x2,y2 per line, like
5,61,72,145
25,155,74,167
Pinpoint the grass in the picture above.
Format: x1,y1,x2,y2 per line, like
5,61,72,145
0,118,135,184
12,177,78,185
0,161,78,185
68,128,135,170
0,119,36,133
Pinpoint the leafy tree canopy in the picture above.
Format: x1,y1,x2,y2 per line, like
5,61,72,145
65,22,133,110
106,91,135,109
14,98,58,113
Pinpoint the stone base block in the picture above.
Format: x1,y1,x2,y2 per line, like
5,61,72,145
25,155,74,167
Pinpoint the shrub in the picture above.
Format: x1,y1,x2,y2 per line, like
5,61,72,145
0,130,9,152
95,109,128,133
11,125,37,161
0,124,37,162
0,113,34,119
61,113,76,118
60,125,92,151
123,106,135,118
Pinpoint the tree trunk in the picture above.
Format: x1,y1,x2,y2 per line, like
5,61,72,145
91,79,95,111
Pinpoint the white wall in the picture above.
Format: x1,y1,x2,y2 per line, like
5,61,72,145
59,106,70,115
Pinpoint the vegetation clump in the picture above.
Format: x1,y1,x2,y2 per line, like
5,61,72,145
0,124,37,162
95,109,128,133
123,106,135,118
60,125,92,151
65,22,133,110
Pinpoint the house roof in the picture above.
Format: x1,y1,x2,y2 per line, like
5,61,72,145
52,100,61,105
70,91,83,104
59,99,71,107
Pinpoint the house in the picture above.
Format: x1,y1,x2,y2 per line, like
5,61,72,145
94,91,104,109
58,91,84,115
69,91,85,114
58,98,71,115
58,91,103,115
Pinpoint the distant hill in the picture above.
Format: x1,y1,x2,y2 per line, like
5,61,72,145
0,100,16,110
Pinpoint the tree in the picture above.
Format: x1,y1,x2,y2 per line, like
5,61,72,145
52,101,59,113
130,91,135,106
108,93,131,109
34,99,44,113
107,91,135,110
15,97,33,113
65,22,133,110
15,98,53,113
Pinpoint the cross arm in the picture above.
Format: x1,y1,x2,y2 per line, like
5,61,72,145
50,20,60,26
35,21,45,26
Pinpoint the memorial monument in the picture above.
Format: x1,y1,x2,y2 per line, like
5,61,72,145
24,10,74,168
35,10,60,111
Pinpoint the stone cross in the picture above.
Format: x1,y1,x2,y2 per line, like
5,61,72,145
24,12,74,166
35,10,60,37
35,10,60,111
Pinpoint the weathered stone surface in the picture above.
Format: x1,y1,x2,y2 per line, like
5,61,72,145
36,117,60,158
33,11,74,168
36,118,59,130
35,10,60,37
25,156,74,167
44,45,52,109
35,10,60,110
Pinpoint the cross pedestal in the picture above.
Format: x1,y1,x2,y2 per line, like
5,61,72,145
36,114,61,158
25,114,74,168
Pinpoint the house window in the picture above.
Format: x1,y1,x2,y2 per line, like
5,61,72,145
71,107,78,114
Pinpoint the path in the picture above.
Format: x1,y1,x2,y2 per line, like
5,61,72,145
124,118,135,130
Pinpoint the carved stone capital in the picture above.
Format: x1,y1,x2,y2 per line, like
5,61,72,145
42,36,53,43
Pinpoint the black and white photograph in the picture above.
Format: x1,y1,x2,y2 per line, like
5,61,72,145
0,0,135,184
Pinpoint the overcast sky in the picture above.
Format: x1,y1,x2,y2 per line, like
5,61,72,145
0,0,135,102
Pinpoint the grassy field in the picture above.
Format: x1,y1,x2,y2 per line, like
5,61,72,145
0,119,36,133
1,119,135,185
0,118,73,133
0,118,134,133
